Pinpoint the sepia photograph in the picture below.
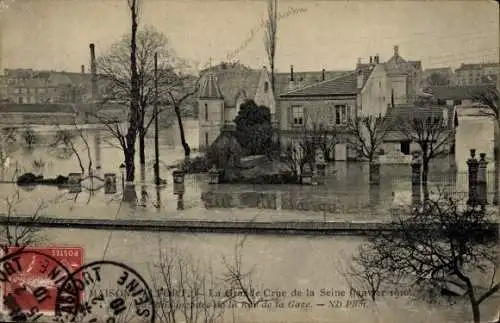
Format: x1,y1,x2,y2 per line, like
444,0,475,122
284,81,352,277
0,0,499,322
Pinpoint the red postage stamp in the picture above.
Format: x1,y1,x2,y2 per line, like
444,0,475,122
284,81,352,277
1,246,84,317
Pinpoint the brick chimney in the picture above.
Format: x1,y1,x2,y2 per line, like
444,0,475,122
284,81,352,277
290,65,294,81
369,56,373,64
394,45,399,56
81,65,85,74
89,43,97,102
322,69,325,81
357,69,364,89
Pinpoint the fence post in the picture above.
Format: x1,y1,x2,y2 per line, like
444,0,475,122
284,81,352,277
467,149,479,206
477,153,488,207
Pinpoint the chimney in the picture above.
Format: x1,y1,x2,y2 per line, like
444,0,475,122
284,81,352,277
290,65,294,81
357,69,364,89
322,69,325,81
374,54,379,64
357,57,361,65
89,43,97,101
81,65,85,74
394,45,399,56
369,56,373,64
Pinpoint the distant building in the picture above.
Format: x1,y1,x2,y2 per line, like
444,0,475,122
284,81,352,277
455,62,499,86
0,67,97,105
422,67,455,86
197,63,275,151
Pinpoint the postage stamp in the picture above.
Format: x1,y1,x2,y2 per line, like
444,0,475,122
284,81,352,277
0,247,83,322
56,260,155,323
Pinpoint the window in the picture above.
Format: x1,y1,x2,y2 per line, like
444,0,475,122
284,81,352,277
18,97,23,104
205,132,209,149
400,141,410,155
264,82,269,93
205,103,208,121
291,106,304,126
335,105,349,125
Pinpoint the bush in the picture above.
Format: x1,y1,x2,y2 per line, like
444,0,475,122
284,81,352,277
181,156,209,174
16,173,68,186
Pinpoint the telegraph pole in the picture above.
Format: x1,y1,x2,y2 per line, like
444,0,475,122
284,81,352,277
154,52,160,186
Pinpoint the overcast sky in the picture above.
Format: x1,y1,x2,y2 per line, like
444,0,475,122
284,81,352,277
0,0,498,74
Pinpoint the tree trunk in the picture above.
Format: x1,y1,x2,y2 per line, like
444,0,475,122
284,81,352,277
470,301,481,323
422,161,430,200
124,144,135,182
139,127,146,165
174,105,190,157
126,0,139,182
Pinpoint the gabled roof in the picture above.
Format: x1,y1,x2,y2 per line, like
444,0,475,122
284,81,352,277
198,73,223,99
275,70,350,95
428,84,495,101
384,104,454,132
198,63,262,107
280,65,374,98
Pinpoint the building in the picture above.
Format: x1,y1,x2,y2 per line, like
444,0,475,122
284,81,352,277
0,67,97,105
279,55,392,161
455,62,499,86
427,84,494,107
277,45,421,161
381,103,454,164
197,63,276,151
422,67,455,86
453,105,496,172
384,45,423,105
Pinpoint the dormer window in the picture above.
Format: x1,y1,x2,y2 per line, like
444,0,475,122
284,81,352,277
264,81,269,93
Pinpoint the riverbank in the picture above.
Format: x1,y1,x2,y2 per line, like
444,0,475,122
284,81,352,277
1,215,498,236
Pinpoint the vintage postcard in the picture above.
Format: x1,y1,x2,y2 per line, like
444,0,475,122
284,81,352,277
0,0,499,322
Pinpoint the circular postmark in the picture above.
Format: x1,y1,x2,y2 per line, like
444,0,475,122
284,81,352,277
56,260,155,323
0,249,80,322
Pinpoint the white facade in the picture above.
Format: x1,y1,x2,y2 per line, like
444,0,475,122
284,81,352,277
454,105,496,172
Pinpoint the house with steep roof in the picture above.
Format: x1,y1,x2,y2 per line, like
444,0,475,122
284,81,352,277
279,57,392,161
197,63,275,151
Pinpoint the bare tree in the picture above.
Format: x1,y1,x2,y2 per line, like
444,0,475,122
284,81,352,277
221,236,282,309
348,192,499,323
149,241,226,323
398,109,451,196
49,122,93,176
0,189,58,253
263,0,278,97
282,120,334,181
97,25,198,164
0,127,18,167
347,115,388,164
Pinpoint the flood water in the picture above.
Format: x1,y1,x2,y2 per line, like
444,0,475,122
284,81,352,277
0,122,499,322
